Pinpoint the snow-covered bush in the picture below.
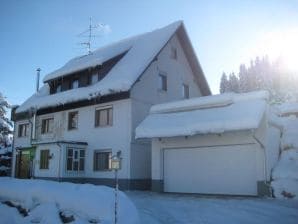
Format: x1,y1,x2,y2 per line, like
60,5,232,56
0,178,139,224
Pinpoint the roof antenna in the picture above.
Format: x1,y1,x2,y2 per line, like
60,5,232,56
77,17,109,55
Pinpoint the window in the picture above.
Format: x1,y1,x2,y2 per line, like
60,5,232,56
94,150,112,171
95,107,113,127
68,111,78,130
40,150,49,169
158,74,167,91
56,84,62,93
66,148,85,171
18,123,29,137
170,46,177,59
182,84,190,99
41,118,54,134
91,73,99,84
72,79,79,89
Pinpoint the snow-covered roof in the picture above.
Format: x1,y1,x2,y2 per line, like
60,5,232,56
276,103,298,116
17,21,193,113
136,91,269,138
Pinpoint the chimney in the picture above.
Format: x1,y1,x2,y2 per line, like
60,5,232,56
36,68,41,92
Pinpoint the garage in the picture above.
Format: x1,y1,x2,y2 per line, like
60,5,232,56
163,145,258,195
136,91,273,196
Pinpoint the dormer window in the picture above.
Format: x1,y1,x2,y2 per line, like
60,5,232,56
56,84,61,93
91,73,99,84
72,79,79,89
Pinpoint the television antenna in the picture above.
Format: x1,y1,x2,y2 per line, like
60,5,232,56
77,17,109,54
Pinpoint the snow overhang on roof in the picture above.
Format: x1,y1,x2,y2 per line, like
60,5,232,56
135,91,269,139
276,103,298,116
17,21,194,114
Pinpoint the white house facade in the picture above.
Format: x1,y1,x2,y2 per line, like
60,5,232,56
11,21,211,190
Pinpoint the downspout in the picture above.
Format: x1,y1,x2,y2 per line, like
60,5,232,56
252,132,267,181
27,110,36,178
57,142,62,182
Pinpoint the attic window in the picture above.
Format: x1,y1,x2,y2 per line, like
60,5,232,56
91,73,99,84
158,74,167,91
182,84,190,99
72,79,79,89
56,84,61,93
170,46,177,60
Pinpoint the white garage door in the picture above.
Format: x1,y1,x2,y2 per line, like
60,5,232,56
163,145,258,195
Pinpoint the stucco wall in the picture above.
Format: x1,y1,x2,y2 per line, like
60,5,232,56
130,33,203,179
13,99,132,179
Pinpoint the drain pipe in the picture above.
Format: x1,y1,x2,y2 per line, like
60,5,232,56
57,142,62,182
252,132,267,181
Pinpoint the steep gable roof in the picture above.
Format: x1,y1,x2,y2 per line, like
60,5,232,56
16,21,210,113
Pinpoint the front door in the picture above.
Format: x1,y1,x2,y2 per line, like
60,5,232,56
15,147,36,179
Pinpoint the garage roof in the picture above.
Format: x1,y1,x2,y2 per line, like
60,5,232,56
136,91,268,138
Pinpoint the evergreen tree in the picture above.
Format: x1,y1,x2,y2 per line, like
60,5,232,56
228,72,240,93
219,72,229,93
220,56,298,103
0,92,12,146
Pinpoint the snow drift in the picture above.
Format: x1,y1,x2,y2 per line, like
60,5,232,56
271,113,298,199
0,178,139,224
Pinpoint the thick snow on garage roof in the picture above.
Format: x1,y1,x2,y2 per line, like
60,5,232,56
276,102,298,116
16,21,182,113
136,91,268,138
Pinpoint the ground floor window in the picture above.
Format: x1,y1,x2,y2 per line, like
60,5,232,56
66,148,85,171
93,150,112,171
40,150,49,169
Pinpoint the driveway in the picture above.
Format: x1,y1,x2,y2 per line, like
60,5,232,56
126,191,298,224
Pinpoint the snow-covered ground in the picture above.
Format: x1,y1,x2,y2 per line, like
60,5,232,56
271,115,298,199
0,178,139,224
127,191,298,224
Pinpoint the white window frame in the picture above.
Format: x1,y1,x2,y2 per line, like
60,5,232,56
56,84,62,93
93,149,112,171
182,83,190,99
68,111,79,130
91,73,99,84
170,46,177,60
72,79,79,89
158,73,167,92
18,123,29,137
66,148,85,172
41,117,54,134
95,106,113,127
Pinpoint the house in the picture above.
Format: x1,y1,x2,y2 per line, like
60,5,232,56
11,21,211,190
136,91,281,196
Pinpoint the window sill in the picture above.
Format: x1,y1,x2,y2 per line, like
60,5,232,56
94,125,113,128
93,169,113,172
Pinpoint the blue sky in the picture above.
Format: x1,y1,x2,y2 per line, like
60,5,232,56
0,0,297,106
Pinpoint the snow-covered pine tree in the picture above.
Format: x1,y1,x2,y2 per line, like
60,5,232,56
219,72,229,93
221,56,298,103
228,72,240,93
0,92,12,146
238,64,249,92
